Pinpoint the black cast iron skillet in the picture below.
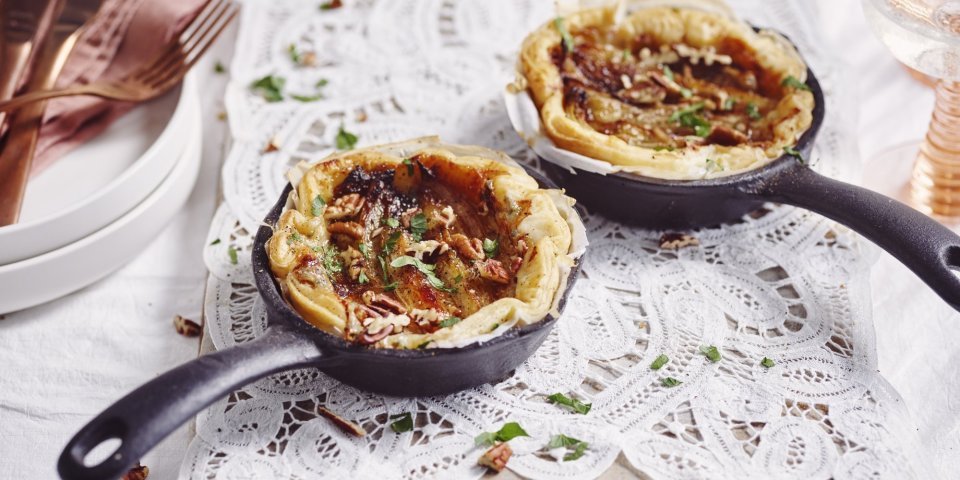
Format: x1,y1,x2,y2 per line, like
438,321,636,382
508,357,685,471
57,169,582,480
541,66,960,312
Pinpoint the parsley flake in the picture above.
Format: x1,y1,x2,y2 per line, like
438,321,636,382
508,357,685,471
761,357,775,368
409,213,428,241
311,195,325,216
784,145,805,163
227,246,238,265
475,422,529,446
390,255,448,290
384,230,401,252
358,242,371,257
288,44,302,64
403,158,415,175
335,124,358,150
670,103,713,135
250,74,285,102
554,17,574,52
662,64,675,82
322,247,343,275
781,75,811,91
700,345,721,363
319,0,342,10
723,97,736,110
287,232,302,245
653,145,675,152
291,92,324,102
389,412,414,433
439,316,462,328
650,354,669,370
214,61,225,74
746,102,761,120
209,238,221,246
384,217,400,228
662,377,682,388
488,323,499,333
482,238,499,258
547,393,592,415
357,271,369,284
383,281,398,292
680,87,693,99
547,434,589,461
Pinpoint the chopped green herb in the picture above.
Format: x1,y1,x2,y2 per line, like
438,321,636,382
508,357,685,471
554,17,574,52
652,145,675,152
680,87,693,99
288,44,302,64
700,345,721,363
335,124,358,150
677,110,711,137
439,316,462,328
761,357,775,368
621,49,632,61
384,231,401,252
722,97,736,110
482,238,499,258
783,145,804,163
389,412,414,433
250,74,285,102
475,422,529,446
383,281,398,292
662,377,682,388
746,102,761,120
547,393,592,415
409,213,428,241
547,434,589,461
781,75,811,91
668,102,704,123
650,354,669,370
378,255,390,282
311,195,325,216
358,242,371,257
662,64,674,82
488,323,499,333
357,271,369,284
322,247,343,275
209,238,221,246
390,255,448,290
214,61,225,74
291,92,324,102
316,78,329,88
403,158,414,175
227,246,238,265
384,217,400,228
287,232,302,245
453,273,464,284
416,340,432,349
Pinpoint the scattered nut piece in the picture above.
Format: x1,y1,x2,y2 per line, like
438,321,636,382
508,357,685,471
478,259,511,284
659,232,700,250
400,207,420,228
262,136,280,153
362,291,407,315
410,308,442,326
405,240,449,261
509,256,523,274
356,111,368,123
433,205,456,228
341,247,364,280
478,442,512,472
173,314,201,337
122,463,149,480
324,193,365,220
318,407,366,437
328,221,364,240
299,51,318,67
359,324,394,344
450,234,484,260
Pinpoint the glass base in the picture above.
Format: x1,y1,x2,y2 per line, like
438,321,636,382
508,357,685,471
861,140,960,228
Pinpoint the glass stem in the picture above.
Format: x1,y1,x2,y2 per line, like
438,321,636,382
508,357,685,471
912,80,960,218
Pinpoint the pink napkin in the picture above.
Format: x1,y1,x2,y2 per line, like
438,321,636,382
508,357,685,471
31,0,207,176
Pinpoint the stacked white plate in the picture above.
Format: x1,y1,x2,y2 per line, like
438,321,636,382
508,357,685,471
0,75,203,313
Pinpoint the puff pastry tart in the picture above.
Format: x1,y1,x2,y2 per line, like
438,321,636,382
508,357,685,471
518,6,815,179
266,138,577,349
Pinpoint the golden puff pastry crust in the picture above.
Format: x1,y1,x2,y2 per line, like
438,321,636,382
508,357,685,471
519,6,815,180
266,137,576,349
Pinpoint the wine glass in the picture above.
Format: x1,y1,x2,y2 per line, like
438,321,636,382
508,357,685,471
862,0,960,223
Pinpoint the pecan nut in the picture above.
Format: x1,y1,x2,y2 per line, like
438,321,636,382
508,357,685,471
361,291,407,315
659,232,700,250
122,463,149,480
478,259,511,284
450,234,484,260
327,221,364,240
173,314,201,337
324,193,365,221
478,442,512,472
358,324,394,344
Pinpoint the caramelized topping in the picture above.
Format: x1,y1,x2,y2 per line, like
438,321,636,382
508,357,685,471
554,28,788,150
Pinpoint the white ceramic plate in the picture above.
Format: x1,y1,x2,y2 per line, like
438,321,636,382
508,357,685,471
0,75,197,265
0,100,202,314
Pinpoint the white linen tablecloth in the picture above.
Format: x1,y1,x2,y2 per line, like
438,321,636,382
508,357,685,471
0,2,956,478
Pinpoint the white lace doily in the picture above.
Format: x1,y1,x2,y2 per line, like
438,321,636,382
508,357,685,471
186,1,936,478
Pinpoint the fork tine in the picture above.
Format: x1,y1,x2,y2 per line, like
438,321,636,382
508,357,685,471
132,0,228,81
147,2,238,88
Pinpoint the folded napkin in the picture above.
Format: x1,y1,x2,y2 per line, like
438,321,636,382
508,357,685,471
31,0,207,176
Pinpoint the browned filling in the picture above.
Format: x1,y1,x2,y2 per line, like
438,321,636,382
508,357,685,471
289,153,530,344
554,28,788,149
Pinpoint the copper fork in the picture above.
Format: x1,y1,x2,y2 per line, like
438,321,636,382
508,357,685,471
0,0,238,113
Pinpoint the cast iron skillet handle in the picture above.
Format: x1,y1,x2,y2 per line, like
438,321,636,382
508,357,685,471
753,163,960,311
57,325,324,480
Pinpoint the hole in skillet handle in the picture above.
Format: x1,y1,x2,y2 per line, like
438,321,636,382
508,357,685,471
60,416,128,480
